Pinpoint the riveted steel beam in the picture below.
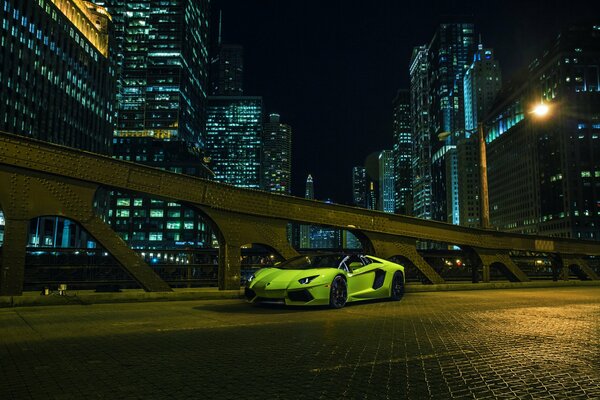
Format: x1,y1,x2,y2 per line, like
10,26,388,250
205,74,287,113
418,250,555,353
0,168,171,293
361,232,445,285
558,257,599,281
472,248,530,283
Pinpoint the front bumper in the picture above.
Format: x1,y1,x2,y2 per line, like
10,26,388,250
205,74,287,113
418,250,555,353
245,284,330,306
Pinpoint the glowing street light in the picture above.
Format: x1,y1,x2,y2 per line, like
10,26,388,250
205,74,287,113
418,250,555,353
531,103,550,117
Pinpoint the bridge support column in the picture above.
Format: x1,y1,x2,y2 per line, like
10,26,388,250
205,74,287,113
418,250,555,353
0,170,172,293
0,218,29,296
472,248,529,282
198,208,300,290
558,256,599,281
80,216,172,292
218,243,242,290
361,232,444,284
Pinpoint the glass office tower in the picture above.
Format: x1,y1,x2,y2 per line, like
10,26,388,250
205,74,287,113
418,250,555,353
0,0,115,154
205,96,263,189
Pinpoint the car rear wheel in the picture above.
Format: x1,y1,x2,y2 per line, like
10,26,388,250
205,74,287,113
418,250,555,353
390,271,405,301
329,275,347,309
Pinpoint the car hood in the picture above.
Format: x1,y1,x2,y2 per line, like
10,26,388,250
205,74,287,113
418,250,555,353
252,268,329,290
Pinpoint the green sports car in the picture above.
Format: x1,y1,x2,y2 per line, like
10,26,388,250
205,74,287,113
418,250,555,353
244,253,405,308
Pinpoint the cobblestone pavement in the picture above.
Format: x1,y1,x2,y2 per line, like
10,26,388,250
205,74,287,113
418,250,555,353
1,287,599,399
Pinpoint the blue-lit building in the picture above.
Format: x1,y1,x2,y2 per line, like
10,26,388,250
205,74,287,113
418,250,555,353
429,22,477,225
486,24,600,240
379,150,396,214
392,90,412,214
411,22,477,224
458,43,502,228
205,96,263,189
0,0,115,154
409,45,432,220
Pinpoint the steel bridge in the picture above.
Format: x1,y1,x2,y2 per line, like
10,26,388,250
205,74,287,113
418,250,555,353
0,132,599,296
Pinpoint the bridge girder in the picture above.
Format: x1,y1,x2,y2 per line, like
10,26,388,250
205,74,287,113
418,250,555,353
0,132,599,295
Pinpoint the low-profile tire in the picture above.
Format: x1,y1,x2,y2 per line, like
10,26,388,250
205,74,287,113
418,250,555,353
329,275,348,309
390,271,405,301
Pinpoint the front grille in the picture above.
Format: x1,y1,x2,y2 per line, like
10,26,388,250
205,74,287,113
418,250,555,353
287,289,314,303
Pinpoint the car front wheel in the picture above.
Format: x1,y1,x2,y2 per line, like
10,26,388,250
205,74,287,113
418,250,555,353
390,271,405,301
329,275,347,309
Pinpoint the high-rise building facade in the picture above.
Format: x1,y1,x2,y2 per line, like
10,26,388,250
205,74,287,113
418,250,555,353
392,90,412,214
367,181,377,210
352,166,367,207
0,0,115,154
458,43,502,228
410,45,432,219
104,0,213,250
210,43,244,96
300,175,314,248
205,96,263,189
106,0,210,145
262,113,292,194
428,22,477,225
378,150,396,214
485,24,600,240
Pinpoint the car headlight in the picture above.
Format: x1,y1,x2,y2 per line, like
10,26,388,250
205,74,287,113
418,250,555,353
298,275,319,285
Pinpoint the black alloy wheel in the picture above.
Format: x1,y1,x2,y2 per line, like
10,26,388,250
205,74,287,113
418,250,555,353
390,271,405,301
329,275,348,309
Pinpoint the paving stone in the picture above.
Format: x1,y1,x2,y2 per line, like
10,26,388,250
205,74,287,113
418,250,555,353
0,287,599,399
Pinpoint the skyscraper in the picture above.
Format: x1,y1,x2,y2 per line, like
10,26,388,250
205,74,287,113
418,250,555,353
410,45,432,219
107,0,210,146
428,21,477,224
411,22,477,224
262,114,292,194
300,175,314,248
352,167,367,208
104,0,213,249
367,181,377,210
392,90,412,214
0,0,114,154
458,43,502,228
210,44,244,96
379,150,396,214
485,24,600,240
205,96,263,189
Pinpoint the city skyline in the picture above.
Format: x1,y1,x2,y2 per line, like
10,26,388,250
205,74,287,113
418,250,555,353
213,0,600,204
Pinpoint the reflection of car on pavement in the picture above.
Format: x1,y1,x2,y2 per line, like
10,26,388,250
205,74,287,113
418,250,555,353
244,253,405,308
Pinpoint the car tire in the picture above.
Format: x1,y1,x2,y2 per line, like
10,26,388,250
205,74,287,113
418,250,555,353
329,275,348,309
390,271,405,301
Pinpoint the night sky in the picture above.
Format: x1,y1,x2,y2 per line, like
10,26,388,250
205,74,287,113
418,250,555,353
212,0,600,204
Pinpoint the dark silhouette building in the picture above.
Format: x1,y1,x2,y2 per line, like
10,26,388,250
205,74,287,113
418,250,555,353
486,24,600,239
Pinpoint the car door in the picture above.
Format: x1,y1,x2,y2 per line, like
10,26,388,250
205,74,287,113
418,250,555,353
346,255,381,299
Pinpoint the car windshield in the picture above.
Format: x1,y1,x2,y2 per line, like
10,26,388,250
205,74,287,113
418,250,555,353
276,254,346,270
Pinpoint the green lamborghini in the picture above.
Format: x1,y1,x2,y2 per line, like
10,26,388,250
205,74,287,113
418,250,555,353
244,253,405,308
